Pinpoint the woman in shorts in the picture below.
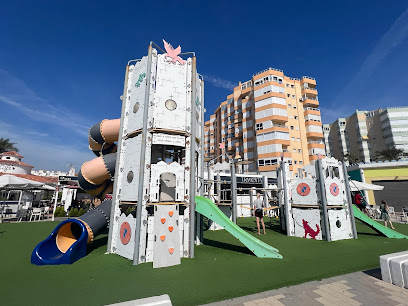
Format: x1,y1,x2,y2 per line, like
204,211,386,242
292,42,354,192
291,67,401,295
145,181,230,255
253,193,266,235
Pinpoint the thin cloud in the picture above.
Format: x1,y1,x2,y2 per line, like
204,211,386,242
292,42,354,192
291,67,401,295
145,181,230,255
333,8,408,103
0,69,90,137
0,120,93,171
203,74,236,90
26,130,48,137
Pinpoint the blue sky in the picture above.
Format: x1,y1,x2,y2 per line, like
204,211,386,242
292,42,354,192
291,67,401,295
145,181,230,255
1,0,408,171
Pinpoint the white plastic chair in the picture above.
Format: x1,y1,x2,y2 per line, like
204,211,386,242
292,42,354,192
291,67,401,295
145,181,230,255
30,208,42,221
42,207,50,219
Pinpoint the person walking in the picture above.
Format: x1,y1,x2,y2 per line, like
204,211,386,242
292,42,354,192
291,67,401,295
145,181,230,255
253,193,266,235
380,200,395,229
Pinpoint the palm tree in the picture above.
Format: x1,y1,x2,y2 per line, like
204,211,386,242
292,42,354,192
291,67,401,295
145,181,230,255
0,138,19,153
344,153,359,164
374,146,404,161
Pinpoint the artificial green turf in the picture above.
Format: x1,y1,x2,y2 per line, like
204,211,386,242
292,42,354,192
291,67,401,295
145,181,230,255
0,218,407,306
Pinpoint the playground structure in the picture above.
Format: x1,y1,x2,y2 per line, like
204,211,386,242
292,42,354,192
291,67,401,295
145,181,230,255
277,157,408,241
31,40,407,267
278,157,357,241
31,40,282,267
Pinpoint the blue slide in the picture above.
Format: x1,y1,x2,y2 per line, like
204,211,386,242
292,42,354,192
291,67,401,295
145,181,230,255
31,219,89,265
31,200,112,265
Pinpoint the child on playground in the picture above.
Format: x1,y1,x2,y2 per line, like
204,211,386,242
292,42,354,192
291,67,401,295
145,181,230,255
253,193,266,235
380,200,395,229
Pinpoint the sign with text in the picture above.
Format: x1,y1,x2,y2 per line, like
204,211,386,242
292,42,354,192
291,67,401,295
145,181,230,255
152,133,185,147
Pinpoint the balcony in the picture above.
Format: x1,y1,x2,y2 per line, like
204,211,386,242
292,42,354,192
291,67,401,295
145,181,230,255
303,97,319,108
305,120,322,127
307,142,325,149
301,87,318,98
304,107,320,116
306,132,324,139
301,76,316,86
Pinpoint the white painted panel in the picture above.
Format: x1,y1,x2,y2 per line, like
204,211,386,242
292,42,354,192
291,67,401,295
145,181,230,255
116,214,137,260
292,208,322,240
328,209,353,241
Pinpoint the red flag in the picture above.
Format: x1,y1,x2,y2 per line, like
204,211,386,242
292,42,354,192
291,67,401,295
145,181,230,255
219,143,225,149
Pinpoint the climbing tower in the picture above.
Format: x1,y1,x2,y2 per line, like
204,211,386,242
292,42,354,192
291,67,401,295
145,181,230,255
278,157,357,241
106,41,204,268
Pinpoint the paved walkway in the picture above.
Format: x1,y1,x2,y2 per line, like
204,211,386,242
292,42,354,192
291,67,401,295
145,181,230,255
202,269,408,306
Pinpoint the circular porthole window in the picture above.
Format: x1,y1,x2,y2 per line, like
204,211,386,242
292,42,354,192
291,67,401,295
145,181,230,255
165,99,177,111
127,171,134,183
133,102,140,113
336,220,341,228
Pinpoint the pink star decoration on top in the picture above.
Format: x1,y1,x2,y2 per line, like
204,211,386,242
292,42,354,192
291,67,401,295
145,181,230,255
163,39,185,65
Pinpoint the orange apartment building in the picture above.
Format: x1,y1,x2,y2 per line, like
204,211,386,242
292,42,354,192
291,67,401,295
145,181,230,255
204,67,325,178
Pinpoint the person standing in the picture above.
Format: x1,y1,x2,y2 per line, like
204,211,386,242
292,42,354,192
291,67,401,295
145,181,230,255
253,193,266,235
380,200,395,229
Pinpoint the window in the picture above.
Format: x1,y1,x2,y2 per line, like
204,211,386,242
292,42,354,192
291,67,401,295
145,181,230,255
299,161,303,165
265,159,271,166
291,85,294,88
289,115,293,119
290,126,294,130
291,137,295,141
286,84,289,87
294,116,298,119
294,161,298,165
297,138,300,141
273,76,277,81
258,160,264,166
288,104,292,108
292,95,295,98
256,123,263,130
298,149,301,153
293,105,297,109
296,126,299,131
287,94,290,97
293,148,296,152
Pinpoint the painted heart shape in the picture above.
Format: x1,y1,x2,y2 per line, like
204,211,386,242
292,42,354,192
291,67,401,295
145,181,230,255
161,218,166,224
169,211,174,217
168,226,174,232
168,248,174,255
160,235,166,242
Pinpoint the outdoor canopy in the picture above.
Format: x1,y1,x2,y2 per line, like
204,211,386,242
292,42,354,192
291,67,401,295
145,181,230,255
349,180,384,192
0,175,55,190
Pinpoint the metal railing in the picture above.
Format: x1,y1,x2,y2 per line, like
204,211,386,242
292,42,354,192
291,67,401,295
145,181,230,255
302,76,316,81
253,67,283,77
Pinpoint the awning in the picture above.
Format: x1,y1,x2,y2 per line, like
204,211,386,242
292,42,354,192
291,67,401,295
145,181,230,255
0,175,55,190
349,180,384,191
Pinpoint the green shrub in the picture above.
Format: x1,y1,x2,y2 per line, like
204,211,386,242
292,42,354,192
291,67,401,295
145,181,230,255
68,208,79,218
78,208,86,216
54,207,66,217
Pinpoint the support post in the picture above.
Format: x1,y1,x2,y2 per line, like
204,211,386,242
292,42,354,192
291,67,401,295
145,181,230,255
316,159,331,242
133,45,153,265
262,175,268,208
230,158,237,224
216,173,221,203
342,162,358,239
197,78,205,244
281,163,291,236
52,184,58,221
107,63,130,252
249,188,254,213
189,56,197,258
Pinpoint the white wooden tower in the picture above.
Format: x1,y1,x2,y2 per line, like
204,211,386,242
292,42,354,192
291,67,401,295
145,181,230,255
106,40,204,268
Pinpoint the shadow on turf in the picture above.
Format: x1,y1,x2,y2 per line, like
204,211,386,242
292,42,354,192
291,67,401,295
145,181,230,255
203,238,253,255
363,267,382,280
87,229,109,254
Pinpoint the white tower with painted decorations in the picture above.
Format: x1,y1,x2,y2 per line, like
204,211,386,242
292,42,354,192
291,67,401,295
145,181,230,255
106,40,204,268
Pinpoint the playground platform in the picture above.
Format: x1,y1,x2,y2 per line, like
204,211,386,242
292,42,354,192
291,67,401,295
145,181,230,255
203,269,408,306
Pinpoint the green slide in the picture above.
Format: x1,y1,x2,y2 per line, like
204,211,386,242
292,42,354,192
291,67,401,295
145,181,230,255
352,205,408,239
195,196,282,259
